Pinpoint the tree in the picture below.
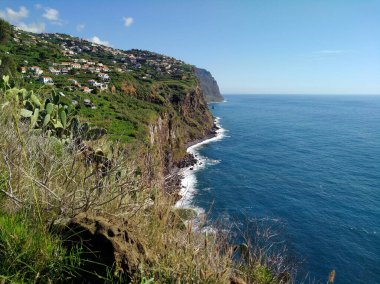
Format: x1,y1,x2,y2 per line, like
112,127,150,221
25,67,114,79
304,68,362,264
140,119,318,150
0,19,11,44
0,55,17,78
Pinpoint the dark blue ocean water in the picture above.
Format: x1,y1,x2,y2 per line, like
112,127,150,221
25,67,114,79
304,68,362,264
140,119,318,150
192,95,380,283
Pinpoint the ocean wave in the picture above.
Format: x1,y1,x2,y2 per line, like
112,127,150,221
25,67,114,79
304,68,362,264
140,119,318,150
175,117,226,214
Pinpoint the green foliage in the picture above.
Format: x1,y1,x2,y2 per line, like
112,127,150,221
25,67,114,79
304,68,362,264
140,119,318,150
0,55,17,78
0,212,81,283
2,84,108,142
253,265,275,284
0,19,11,44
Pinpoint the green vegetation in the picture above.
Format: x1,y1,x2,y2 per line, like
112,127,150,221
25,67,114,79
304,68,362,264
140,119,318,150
0,75,293,284
0,212,81,283
0,21,215,149
0,20,295,283
0,18,11,44
0,56,16,78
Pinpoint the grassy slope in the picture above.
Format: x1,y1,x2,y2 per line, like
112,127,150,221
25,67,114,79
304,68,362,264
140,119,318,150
3,27,202,144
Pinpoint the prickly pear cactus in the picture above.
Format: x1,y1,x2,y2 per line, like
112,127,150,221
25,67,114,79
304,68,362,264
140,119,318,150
1,76,107,142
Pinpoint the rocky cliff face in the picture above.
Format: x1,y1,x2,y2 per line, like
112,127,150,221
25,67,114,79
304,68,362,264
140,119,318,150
145,82,215,193
195,68,224,103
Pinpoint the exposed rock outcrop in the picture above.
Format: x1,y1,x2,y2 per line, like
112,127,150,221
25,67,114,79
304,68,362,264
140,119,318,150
58,213,150,282
195,67,224,103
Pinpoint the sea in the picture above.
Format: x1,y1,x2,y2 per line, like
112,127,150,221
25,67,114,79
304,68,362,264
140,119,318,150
177,95,380,284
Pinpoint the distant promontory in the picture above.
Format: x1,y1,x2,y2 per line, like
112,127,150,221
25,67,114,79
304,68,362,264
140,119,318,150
195,68,224,103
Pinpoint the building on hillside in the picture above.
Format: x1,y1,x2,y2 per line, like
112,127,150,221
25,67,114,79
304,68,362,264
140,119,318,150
71,63,81,69
88,79,97,87
29,66,43,75
60,62,71,67
48,67,61,75
67,78,78,85
81,86,92,93
39,76,53,84
84,99,92,106
98,73,110,81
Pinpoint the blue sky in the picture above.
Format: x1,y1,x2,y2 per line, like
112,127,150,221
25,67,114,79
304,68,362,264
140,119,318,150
1,0,380,94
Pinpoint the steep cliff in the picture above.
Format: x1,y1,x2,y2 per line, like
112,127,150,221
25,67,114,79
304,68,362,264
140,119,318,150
145,81,215,193
195,68,224,103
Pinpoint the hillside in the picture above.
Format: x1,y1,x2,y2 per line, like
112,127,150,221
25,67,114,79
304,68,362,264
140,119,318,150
0,24,219,186
3,26,215,143
0,19,292,283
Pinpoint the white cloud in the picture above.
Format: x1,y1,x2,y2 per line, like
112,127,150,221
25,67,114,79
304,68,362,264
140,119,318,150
76,24,85,32
42,7,65,26
18,22,46,33
123,17,134,27
0,6,29,22
0,5,46,34
43,8,59,21
89,36,111,47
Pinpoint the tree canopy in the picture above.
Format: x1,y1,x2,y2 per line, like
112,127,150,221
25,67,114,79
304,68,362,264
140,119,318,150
0,19,12,44
0,55,17,78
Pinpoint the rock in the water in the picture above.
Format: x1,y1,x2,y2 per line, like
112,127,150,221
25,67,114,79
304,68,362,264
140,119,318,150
177,153,197,168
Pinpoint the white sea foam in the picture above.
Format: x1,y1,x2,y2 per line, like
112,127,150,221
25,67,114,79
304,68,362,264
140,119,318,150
175,117,226,213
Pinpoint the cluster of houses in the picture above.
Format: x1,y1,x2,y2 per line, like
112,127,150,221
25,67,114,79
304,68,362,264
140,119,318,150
14,28,192,96
48,60,110,75
43,32,188,77
20,58,112,93
20,66,54,85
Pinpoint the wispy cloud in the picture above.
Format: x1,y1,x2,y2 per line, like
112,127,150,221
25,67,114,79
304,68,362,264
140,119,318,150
0,6,46,33
89,36,111,47
42,7,64,25
0,6,29,22
18,22,46,33
43,8,59,21
76,24,85,32
123,17,134,27
315,50,349,55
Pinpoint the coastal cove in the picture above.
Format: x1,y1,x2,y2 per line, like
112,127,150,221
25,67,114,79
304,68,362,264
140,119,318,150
184,95,380,284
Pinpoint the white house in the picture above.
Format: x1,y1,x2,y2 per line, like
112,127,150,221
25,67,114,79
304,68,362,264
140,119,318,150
71,63,81,69
84,99,91,106
98,73,110,81
39,76,53,84
48,67,61,75
29,66,43,75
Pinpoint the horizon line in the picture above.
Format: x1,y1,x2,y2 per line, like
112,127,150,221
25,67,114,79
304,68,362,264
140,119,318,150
222,93,380,96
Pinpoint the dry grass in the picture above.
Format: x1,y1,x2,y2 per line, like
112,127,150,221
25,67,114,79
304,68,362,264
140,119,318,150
0,87,296,283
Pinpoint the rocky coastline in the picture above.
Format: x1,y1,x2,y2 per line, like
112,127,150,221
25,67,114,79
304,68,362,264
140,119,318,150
165,121,220,200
